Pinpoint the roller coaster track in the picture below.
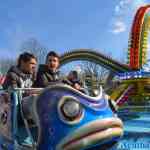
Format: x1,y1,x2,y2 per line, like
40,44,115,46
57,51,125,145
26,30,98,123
60,49,131,73
116,85,134,106
128,5,150,69
60,5,150,106
60,6,150,73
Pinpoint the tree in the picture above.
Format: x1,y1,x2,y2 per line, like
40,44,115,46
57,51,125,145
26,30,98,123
20,38,48,64
80,61,110,95
0,58,15,75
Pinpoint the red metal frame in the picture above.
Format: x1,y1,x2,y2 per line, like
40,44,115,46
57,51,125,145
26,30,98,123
129,5,150,69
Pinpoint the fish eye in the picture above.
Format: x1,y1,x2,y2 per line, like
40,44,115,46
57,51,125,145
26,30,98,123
58,96,84,125
62,99,81,119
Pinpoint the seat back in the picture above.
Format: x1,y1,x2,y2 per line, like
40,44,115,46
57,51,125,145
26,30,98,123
21,95,37,122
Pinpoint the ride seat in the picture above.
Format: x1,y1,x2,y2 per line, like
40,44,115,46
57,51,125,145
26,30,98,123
21,95,38,126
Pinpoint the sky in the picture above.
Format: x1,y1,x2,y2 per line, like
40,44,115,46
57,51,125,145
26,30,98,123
0,0,150,62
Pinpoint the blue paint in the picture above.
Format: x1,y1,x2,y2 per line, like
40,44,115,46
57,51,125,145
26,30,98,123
36,86,121,150
0,85,122,150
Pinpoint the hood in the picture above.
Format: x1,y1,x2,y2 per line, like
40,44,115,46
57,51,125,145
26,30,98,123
8,66,32,80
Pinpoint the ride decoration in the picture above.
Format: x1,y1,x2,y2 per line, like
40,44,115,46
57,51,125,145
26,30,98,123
114,5,150,105
60,5,150,106
128,5,150,69
0,84,123,150
60,49,130,73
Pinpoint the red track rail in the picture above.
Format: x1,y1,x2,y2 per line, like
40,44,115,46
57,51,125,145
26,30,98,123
129,5,150,69
116,85,134,106
0,76,5,85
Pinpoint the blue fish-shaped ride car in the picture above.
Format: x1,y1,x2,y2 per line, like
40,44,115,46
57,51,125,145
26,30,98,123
0,84,123,150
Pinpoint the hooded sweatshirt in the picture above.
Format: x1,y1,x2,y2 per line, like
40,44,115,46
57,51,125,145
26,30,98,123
35,64,61,87
2,66,34,89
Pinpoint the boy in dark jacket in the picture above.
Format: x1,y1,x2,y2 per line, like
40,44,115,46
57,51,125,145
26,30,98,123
35,51,61,87
2,52,37,144
3,52,37,89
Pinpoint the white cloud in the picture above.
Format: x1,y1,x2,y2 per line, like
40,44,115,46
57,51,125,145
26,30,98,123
114,0,147,15
115,0,149,14
114,0,132,14
133,0,147,8
111,21,126,34
115,6,120,13
112,0,132,35
111,0,147,34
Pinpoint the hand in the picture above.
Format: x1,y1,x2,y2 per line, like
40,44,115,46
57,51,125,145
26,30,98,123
73,83,81,90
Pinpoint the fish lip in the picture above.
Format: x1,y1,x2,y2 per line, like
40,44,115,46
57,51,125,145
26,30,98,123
56,117,123,150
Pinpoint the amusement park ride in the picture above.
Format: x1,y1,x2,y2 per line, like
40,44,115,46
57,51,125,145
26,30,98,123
61,5,150,106
0,4,150,150
111,4,150,106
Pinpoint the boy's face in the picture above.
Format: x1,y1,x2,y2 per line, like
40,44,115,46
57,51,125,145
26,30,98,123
47,56,59,72
21,58,37,74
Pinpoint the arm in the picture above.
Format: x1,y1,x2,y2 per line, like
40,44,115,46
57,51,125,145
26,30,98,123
2,72,18,89
34,72,49,88
62,77,74,86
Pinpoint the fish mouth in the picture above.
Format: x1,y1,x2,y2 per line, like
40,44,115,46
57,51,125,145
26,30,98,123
56,117,123,150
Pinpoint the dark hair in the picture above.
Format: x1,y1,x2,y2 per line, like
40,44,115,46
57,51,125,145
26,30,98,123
46,51,60,63
70,70,78,79
17,52,37,67
69,70,82,85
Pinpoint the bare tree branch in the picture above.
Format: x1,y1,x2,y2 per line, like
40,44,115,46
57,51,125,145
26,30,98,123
0,58,15,74
80,61,110,92
20,38,48,64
